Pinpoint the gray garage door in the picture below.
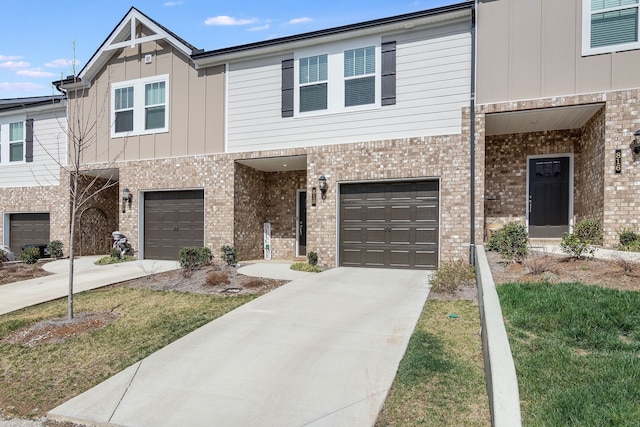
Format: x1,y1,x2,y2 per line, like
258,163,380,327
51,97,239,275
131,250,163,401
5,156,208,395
10,213,50,256
144,190,204,260
339,181,439,269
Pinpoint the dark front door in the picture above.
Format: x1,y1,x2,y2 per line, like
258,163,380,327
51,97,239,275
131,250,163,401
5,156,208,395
528,157,570,238
339,181,439,269
144,190,204,260
297,191,307,257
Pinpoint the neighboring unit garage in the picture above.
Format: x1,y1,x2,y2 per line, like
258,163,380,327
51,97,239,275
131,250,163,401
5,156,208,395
143,190,204,260
8,213,50,256
339,180,439,269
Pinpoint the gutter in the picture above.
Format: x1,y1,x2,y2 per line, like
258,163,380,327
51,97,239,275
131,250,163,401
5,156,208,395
469,1,477,265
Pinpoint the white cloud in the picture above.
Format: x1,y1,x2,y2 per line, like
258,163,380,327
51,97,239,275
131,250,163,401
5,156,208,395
204,15,258,26
248,23,270,31
45,58,77,68
0,82,46,93
0,55,22,61
163,1,184,6
287,17,312,25
17,69,56,78
0,61,30,70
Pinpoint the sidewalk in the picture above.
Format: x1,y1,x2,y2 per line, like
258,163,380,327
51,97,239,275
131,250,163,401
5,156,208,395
0,257,180,316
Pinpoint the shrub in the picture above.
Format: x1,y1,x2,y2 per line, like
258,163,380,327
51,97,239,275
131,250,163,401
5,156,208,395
618,228,640,252
612,255,637,276
0,249,7,267
486,221,528,262
95,255,135,265
220,245,238,265
573,218,603,245
522,254,556,276
429,259,476,293
110,248,122,259
20,247,41,264
179,247,213,276
46,240,64,259
560,219,603,260
290,262,322,273
307,251,318,266
205,271,231,286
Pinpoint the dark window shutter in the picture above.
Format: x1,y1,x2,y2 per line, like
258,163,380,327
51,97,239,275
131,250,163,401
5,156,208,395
25,118,34,162
282,58,294,117
381,41,396,106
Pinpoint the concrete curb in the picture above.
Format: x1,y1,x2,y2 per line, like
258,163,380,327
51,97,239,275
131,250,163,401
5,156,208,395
475,245,522,427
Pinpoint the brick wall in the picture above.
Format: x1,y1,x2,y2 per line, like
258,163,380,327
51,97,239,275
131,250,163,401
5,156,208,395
234,163,266,260
575,107,605,224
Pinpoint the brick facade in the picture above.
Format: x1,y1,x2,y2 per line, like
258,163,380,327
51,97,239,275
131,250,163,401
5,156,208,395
479,89,640,248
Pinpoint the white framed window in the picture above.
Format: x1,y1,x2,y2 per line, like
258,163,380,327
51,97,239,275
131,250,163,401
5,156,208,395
111,74,169,137
294,36,381,117
344,46,375,107
582,0,640,55
9,122,24,162
299,54,328,112
0,119,26,164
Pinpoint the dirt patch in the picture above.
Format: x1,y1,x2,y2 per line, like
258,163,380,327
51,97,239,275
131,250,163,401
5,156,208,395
3,261,286,348
3,312,119,347
0,264,51,286
485,250,640,291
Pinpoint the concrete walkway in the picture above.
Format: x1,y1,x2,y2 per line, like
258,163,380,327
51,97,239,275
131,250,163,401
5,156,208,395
0,257,180,316
48,267,431,427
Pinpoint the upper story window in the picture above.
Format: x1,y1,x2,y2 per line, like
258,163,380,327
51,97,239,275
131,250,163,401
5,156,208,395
583,0,640,55
9,122,24,162
111,74,169,138
299,54,328,112
344,46,375,107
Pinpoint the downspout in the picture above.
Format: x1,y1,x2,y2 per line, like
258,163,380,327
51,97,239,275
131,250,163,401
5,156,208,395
469,2,477,265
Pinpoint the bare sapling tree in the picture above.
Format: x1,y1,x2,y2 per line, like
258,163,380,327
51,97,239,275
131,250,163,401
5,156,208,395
45,46,127,320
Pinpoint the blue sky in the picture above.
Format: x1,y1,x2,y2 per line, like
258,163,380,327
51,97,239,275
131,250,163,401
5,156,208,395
0,0,459,99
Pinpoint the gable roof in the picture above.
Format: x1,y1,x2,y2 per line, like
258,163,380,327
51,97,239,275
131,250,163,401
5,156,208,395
0,95,65,114
60,7,198,90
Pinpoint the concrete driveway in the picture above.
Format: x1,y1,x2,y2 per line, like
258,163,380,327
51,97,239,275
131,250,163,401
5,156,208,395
0,257,180,316
49,267,431,427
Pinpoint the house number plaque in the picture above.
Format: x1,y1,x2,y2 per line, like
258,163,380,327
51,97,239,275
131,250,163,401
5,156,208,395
615,149,622,174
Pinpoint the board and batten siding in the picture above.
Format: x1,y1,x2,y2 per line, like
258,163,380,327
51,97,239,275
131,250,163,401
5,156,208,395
226,20,471,153
0,110,66,188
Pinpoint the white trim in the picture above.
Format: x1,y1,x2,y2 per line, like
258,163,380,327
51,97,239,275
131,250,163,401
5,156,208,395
224,63,229,153
525,154,574,234
581,0,640,56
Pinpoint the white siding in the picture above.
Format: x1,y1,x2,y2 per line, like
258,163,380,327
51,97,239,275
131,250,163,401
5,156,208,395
226,21,471,153
0,109,66,188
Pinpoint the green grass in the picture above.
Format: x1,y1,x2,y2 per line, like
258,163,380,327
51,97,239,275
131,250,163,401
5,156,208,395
376,300,490,426
498,282,640,426
0,287,254,418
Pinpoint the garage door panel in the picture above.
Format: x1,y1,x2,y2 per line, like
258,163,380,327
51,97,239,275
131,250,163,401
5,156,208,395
144,190,204,260
417,205,438,222
10,213,50,256
340,180,439,269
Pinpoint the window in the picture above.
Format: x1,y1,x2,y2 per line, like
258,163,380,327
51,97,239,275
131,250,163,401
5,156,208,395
344,46,375,107
583,0,640,55
111,75,169,137
9,122,24,162
299,54,328,112
115,86,134,133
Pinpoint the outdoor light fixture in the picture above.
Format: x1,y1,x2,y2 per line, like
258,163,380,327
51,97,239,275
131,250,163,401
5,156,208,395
122,187,133,213
318,175,328,200
633,129,640,161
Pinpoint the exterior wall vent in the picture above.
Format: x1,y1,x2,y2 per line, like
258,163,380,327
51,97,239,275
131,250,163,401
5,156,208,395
144,54,153,64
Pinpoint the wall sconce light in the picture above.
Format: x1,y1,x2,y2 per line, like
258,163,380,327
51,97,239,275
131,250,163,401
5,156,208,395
122,187,133,213
633,129,640,161
318,175,328,200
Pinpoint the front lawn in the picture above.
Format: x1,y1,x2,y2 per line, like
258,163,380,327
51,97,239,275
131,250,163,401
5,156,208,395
498,282,640,426
376,300,490,426
0,287,254,419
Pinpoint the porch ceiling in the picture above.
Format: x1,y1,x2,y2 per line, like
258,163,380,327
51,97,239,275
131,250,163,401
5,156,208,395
236,155,307,172
485,103,604,136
